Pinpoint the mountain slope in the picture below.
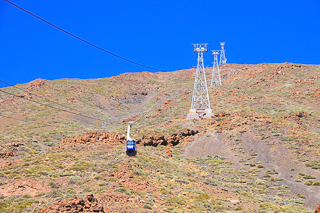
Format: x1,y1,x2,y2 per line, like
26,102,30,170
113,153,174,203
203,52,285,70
0,63,319,212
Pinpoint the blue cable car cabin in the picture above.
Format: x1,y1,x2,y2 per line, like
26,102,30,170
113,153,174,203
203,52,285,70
126,122,137,156
126,139,136,155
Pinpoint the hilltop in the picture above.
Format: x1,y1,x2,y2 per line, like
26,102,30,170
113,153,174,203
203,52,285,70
0,63,319,212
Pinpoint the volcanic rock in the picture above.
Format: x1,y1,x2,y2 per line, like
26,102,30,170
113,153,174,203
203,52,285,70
57,131,126,149
315,204,320,213
165,149,172,157
36,194,104,213
139,129,198,147
0,151,14,158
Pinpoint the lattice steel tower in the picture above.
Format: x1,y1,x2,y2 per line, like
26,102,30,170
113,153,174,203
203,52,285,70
211,51,221,86
191,43,210,109
219,42,227,65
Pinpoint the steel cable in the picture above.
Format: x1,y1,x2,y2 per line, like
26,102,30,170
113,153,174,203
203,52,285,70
4,0,164,72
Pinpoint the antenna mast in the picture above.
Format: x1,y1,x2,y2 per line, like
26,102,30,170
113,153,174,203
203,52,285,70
219,42,227,65
187,43,214,120
211,51,222,86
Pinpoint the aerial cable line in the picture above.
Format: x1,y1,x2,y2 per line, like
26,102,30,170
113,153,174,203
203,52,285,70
0,79,105,116
0,89,105,121
5,0,164,72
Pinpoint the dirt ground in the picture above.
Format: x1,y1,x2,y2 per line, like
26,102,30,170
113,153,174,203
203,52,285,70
184,130,320,209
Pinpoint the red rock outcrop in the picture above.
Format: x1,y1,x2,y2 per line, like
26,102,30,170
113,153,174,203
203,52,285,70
27,79,47,90
36,194,104,213
282,112,311,120
122,114,140,123
5,159,23,167
214,112,231,117
56,131,126,149
165,149,172,157
139,129,198,147
0,151,14,158
209,112,272,132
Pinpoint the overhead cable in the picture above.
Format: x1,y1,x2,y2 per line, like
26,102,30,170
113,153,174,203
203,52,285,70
0,89,105,121
5,0,164,72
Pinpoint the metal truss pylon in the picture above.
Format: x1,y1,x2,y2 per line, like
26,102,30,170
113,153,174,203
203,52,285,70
187,43,214,120
219,42,227,65
211,51,221,86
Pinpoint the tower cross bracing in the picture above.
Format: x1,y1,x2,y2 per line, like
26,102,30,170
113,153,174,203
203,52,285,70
191,43,211,110
211,51,221,86
219,42,227,65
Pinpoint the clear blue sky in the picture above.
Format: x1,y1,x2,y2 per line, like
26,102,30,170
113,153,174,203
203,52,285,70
1,0,320,88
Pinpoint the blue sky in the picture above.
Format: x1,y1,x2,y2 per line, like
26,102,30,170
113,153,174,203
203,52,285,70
1,0,320,88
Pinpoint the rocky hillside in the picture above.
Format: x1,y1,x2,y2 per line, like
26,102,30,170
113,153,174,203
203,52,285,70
0,63,319,212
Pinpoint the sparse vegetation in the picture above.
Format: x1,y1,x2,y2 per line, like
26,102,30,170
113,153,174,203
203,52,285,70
0,64,319,212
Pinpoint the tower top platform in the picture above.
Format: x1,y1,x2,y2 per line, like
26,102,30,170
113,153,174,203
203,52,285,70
212,50,220,55
192,43,208,53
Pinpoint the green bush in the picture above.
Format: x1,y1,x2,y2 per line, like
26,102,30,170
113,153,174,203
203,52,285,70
35,192,46,197
159,188,170,194
235,206,243,210
49,182,61,189
143,204,152,210
67,161,93,172
114,187,131,195
184,187,204,194
166,196,186,206
303,175,316,179
174,178,190,184
204,179,218,186
304,180,314,186
22,194,32,199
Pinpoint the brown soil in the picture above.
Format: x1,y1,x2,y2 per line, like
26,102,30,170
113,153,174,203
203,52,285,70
0,179,50,196
184,130,320,209
122,114,140,123
99,193,143,212
107,164,133,179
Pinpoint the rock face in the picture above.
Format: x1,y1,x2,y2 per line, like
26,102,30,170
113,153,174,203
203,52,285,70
139,129,198,147
0,151,14,158
315,204,320,213
164,149,172,157
55,131,126,149
36,194,104,213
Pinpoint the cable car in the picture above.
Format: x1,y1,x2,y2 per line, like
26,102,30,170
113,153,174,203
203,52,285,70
126,122,137,156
